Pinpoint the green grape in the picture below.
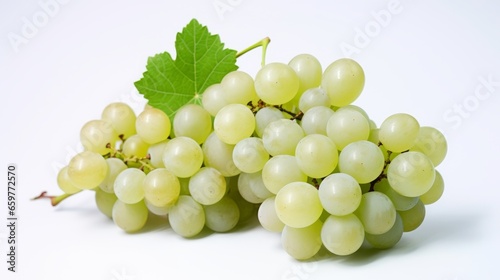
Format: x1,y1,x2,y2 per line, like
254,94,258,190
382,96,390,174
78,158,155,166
262,155,307,194
238,171,273,203
101,102,137,139
410,126,447,167
189,167,226,205
295,134,338,178
300,106,335,135
258,196,285,232
254,62,299,105
67,151,108,190
112,200,148,233
203,196,240,232
281,219,323,260
339,140,385,184
57,166,81,194
162,136,203,178
147,140,169,168
95,188,117,218
262,119,304,156
420,170,444,205
318,173,361,216
135,107,171,144
173,104,212,144
113,168,146,204
80,119,118,155
373,178,419,211
365,213,404,249
379,113,420,153
321,213,365,256
321,58,365,107
214,104,255,145
168,195,205,238
326,107,370,150
232,137,269,173
202,83,230,117
202,132,240,177
143,168,180,207
298,88,331,113
99,158,127,194
255,107,285,137
275,182,322,228
355,191,396,235
221,70,258,105
288,54,322,95
122,134,150,157
387,151,435,197
398,199,426,232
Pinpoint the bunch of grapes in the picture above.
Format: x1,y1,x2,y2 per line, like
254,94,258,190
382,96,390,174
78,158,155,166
54,54,447,260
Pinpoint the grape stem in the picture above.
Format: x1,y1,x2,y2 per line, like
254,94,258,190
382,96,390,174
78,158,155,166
32,191,81,206
104,143,155,173
236,37,271,67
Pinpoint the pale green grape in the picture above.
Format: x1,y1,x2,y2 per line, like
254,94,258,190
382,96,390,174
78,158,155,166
262,119,304,156
262,155,307,194
255,62,299,105
143,168,180,207
295,134,338,178
282,219,323,260
67,151,108,190
168,195,205,237
112,200,148,233
379,113,420,153
410,126,447,167
202,83,229,117
99,158,127,193
318,173,361,216
221,70,258,105
203,196,240,232
57,166,81,194
255,107,286,137
147,140,169,168
80,119,118,155
238,171,273,203
321,58,365,107
122,134,150,157
135,107,171,144
113,168,146,204
232,137,269,173
365,213,404,249
398,199,426,232
321,213,365,256
189,167,226,205
101,102,137,139
387,151,435,197
162,136,203,178
339,140,385,184
214,104,255,145
95,188,117,218
298,87,331,113
355,191,396,235
420,170,444,205
258,196,285,232
300,106,335,135
145,199,170,216
288,54,322,95
373,178,419,211
202,132,240,177
173,104,212,144
275,182,322,228
326,107,370,150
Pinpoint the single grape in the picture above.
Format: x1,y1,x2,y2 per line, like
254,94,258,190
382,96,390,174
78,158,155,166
135,107,171,144
258,196,285,232
321,213,365,256
326,107,370,150
321,58,365,107
168,195,205,238
214,104,255,145
338,140,385,184
99,158,128,194
275,182,322,228
300,106,335,135
281,219,323,260
318,173,361,216
262,155,307,194
202,132,240,177
420,170,444,205
379,113,420,153
113,168,146,204
101,102,137,139
67,151,108,190
262,119,304,156
288,54,322,95
202,83,229,117
203,196,240,232
95,188,117,219
398,199,426,232
112,200,148,233
410,126,447,167
162,136,203,178
254,62,299,105
232,137,269,173
189,167,226,205
255,106,285,137
238,171,273,203
298,87,331,113
295,134,338,178
173,104,212,144
221,70,258,105
355,191,396,235
57,166,81,194
143,168,180,207
80,119,118,155
387,151,435,197
122,134,150,157
365,213,404,249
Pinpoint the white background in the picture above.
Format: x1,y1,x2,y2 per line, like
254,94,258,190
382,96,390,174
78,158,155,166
1,0,499,279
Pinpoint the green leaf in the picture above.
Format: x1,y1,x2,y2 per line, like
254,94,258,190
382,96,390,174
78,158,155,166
134,19,238,120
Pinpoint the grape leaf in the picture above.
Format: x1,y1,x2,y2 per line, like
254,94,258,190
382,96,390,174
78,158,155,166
134,19,238,120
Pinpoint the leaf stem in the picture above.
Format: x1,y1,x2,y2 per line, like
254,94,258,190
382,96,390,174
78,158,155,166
236,37,271,67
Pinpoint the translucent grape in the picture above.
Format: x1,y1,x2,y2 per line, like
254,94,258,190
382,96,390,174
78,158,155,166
275,182,322,228
202,83,229,117
262,155,307,194
232,137,269,173
374,178,419,211
101,102,137,139
262,119,304,156
112,200,148,233
99,158,127,194
143,168,180,207
365,213,404,249
379,113,420,153
318,173,361,216
282,219,323,260
135,107,171,144
173,104,212,144
80,119,118,155
254,62,299,105
295,134,338,178
67,151,108,190
162,136,204,178
202,132,240,177
147,140,169,168
420,170,444,205
113,168,146,204
122,134,150,157
300,106,335,135
355,191,396,235
258,196,285,232
189,167,226,205
214,104,255,145
321,213,365,256
338,140,385,184
321,58,365,107
255,107,285,138
95,188,117,218
298,87,331,113
410,126,447,167
326,107,370,150
57,166,81,194
398,199,426,232
238,171,273,203
288,54,322,95
387,151,435,197
168,195,205,237
221,70,257,105
203,196,240,232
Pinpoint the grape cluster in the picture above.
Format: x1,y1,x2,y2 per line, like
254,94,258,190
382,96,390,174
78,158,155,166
56,54,447,259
